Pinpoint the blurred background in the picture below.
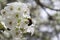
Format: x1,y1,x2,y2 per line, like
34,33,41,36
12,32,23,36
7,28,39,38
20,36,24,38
0,0,60,40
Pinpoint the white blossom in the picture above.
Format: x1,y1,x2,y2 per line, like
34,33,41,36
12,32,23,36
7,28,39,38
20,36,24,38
26,24,35,35
1,2,31,29
51,36,58,40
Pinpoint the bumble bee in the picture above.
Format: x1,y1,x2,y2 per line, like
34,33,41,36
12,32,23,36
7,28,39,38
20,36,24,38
28,18,32,26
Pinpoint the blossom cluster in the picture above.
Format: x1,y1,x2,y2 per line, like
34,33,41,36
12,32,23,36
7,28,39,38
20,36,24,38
1,2,35,40
1,0,60,40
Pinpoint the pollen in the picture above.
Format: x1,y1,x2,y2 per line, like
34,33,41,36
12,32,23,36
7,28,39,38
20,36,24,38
16,14,19,18
17,7,21,11
9,21,12,25
3,11,6,15
10,6,13,10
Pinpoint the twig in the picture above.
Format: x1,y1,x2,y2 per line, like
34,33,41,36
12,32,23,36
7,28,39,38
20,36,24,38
35,0,60,11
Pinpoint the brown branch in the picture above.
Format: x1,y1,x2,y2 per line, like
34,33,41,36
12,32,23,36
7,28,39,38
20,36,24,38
35,0,60,11
7,0,17,3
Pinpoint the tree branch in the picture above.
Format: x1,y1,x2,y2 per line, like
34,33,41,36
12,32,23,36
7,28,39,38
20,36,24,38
35,0,60,11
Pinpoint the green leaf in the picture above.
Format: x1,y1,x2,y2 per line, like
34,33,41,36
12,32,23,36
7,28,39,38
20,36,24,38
0,0,2,2
0,22,5,30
